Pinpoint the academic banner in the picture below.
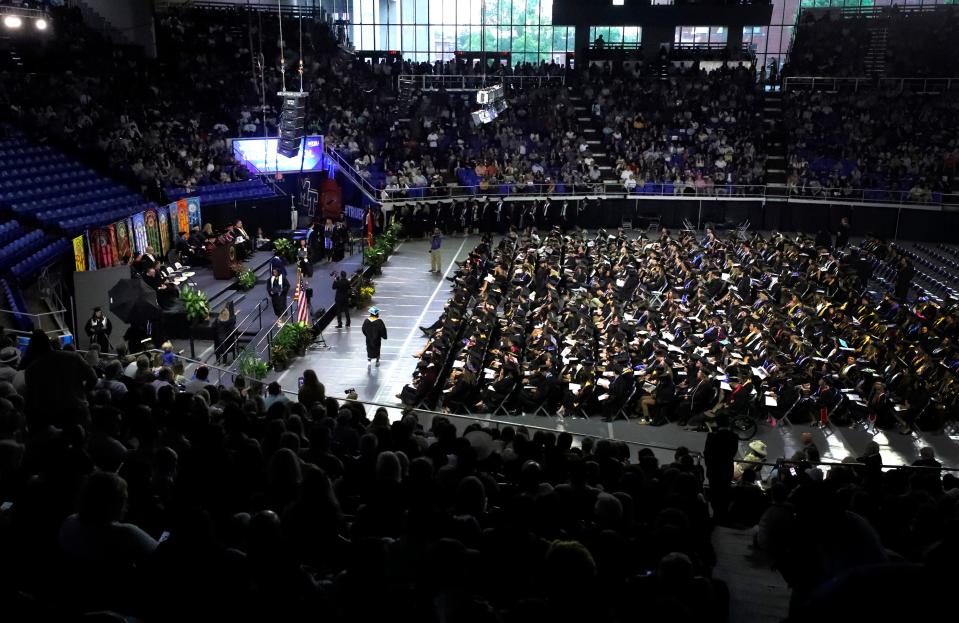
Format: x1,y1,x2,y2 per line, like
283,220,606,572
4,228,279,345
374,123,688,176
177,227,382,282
144,209,161,254
157,209,170,256
175,200,190,236
131,212,148,255
114,218,133,263
89,226,117,269
186,197,202,229
73,235,86,272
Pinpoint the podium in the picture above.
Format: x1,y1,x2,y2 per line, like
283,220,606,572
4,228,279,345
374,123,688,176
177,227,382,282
211,243,236,280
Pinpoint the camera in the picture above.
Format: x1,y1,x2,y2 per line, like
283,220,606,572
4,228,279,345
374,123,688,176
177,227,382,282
344,388,356,395
330,271,337,277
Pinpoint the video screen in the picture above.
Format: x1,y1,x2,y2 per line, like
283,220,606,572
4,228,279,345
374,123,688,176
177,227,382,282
232,136,326,173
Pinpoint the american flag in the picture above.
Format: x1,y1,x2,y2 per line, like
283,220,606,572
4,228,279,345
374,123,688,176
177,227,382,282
294,274,310,324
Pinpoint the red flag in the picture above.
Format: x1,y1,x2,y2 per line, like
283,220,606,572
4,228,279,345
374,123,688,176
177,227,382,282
366,209,374,248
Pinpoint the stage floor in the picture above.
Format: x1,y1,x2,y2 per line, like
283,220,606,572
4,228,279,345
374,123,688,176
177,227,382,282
264,234,959,469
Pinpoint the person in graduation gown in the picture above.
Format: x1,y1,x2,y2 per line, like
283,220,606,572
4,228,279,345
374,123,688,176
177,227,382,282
84,307,113,353
332,221,348,262
362,306,388,368
267,268,290,316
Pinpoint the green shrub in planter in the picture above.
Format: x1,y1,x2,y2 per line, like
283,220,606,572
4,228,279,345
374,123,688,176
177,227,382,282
236,351,269,379
364,245,387,275
236,268,256,291
179,287,210,323
273,237,296,263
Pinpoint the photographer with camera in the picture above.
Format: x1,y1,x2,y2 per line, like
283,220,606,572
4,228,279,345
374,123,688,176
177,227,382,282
332,270,351,328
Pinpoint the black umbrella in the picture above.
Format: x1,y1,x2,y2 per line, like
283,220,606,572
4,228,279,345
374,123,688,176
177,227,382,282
108,278,161,324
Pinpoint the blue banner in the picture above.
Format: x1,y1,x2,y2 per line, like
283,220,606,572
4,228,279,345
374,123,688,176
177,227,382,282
131,212,148,255
187,197,202,230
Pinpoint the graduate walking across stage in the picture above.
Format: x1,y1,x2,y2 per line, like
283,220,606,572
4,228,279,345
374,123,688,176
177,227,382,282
362,306,388,369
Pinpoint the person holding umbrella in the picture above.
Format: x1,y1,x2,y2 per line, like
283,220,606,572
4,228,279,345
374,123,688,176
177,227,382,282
84,307,113,353
109,277,161,354
362,307,388,369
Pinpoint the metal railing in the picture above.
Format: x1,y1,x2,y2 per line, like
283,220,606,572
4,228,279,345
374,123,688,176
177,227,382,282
397,74,566,92
155,0,330,20
0,307,71,335
784,75,959,92
203,296,271,364
323,144,380,202
361,177,958,209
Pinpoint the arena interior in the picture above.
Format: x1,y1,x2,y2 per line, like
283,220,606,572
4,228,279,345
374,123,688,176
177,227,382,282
1,1,959,621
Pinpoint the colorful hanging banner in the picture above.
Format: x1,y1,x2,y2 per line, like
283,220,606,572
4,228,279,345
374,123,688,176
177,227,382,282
186,197,202,229
144,209,161,254
114,218,133,263
72,235,86,272
157,208,171,255
131,212,148,255
175,200,190,235
89,226,116,269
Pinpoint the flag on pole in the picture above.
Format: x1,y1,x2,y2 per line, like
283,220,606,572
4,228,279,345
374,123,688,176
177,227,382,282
366,208,374,248
294,274,310,324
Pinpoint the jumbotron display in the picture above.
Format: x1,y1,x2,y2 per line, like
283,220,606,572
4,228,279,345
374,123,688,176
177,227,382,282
231,135,327,174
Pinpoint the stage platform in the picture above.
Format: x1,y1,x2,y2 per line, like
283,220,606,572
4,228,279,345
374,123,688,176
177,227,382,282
261,234,959,470
170,247,364,362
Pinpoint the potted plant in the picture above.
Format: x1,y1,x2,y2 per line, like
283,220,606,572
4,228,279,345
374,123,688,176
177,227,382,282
237,350,269,380
363,244,387,275
352,273,375,307
272,322,301,360
179,286,210,323
234,266,256,291
273,237,296,263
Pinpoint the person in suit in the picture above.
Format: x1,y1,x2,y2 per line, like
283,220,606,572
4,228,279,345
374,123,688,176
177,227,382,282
268,268,290,316
84,307,113,353
141,246,159,270
332,271,351,328
362,307,388,369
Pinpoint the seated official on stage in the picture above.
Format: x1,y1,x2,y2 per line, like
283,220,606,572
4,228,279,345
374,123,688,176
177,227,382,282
142,265,179,307
401,225,959,432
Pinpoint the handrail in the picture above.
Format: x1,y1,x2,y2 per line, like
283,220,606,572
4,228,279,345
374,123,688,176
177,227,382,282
397,74,566,91
208,296,271,364
152,350,704,456
735,457,959,474
155,0,328,19
323,144,381,203
784,75,959,93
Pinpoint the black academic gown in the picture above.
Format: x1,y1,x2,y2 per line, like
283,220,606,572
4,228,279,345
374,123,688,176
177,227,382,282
362,317,388,359
85,316,113,352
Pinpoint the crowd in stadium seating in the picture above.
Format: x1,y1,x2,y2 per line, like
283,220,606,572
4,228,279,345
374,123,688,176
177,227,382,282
787,11,870,77
783,89,959,201
0,328,738,621
593,64,766,193
1,298,957,620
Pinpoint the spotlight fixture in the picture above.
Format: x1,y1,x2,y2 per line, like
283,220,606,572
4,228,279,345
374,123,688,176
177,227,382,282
35,18,47,31
4,15,23,29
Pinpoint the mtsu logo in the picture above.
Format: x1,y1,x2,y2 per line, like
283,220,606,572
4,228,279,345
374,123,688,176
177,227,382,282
301,180,319,216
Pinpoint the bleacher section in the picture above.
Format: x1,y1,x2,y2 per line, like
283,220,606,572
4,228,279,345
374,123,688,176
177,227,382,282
165,178,276,206
0,134,155,325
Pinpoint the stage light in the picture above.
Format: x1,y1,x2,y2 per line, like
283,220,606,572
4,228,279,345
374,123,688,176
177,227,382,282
35,18,47,31
4,15,23,29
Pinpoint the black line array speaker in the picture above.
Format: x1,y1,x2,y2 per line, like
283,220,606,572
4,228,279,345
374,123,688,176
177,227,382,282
277,91,307,158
